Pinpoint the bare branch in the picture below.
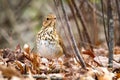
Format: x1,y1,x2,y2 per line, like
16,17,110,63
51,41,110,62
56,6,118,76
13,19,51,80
60,0,86,69
107,0,114,68
68,0,84,48
71,0,93,52
101,0,109,47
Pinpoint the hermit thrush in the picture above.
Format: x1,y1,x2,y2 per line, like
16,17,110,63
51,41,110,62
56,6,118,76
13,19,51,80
36,14,67,59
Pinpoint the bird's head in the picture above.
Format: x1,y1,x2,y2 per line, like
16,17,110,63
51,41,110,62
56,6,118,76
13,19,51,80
42,14,56,28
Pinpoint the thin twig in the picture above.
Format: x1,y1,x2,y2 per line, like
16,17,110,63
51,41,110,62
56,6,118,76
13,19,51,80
60,0,86,69
92,0,98,45
80,0,107,20
53,0,74,55
68,0,84,48
23,74,63,79
0,29,14,46
2,0,16,27
87,1,107,19
71,0,93,52
80,0,119,21
101,0,109,47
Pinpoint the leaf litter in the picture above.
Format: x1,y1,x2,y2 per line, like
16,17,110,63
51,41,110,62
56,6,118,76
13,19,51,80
0,44,120,80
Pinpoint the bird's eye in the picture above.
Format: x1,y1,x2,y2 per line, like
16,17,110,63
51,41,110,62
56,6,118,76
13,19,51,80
46,18,49,20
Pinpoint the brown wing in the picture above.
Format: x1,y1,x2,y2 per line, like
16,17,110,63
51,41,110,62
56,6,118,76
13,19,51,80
58,35,71,58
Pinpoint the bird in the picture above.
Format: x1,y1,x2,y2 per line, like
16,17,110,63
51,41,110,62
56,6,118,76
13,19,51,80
36,14,69,59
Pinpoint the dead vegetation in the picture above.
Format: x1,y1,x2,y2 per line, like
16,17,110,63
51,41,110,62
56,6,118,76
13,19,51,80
0,0,120,80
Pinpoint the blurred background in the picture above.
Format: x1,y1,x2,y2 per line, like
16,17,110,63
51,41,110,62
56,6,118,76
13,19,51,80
0,0,54,49
0,0,120,51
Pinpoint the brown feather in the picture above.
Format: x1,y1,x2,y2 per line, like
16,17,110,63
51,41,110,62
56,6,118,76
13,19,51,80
58,35,71,58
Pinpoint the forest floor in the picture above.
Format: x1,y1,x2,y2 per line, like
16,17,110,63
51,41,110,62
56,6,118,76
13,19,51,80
0,44,120,80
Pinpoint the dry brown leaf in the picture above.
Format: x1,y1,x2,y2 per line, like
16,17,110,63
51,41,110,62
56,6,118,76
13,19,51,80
114,46,120,54
82,49,95,58
94,48,108,56
117,78,120,80
0,65,22,78
94,56,120,68
80,68,96,80
95,67,115,80
80,67,115,80
23,44,31,54
23,44,41,73
113,68,120,79
15,61,24,74
116,73,120,79
114,54,120,62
